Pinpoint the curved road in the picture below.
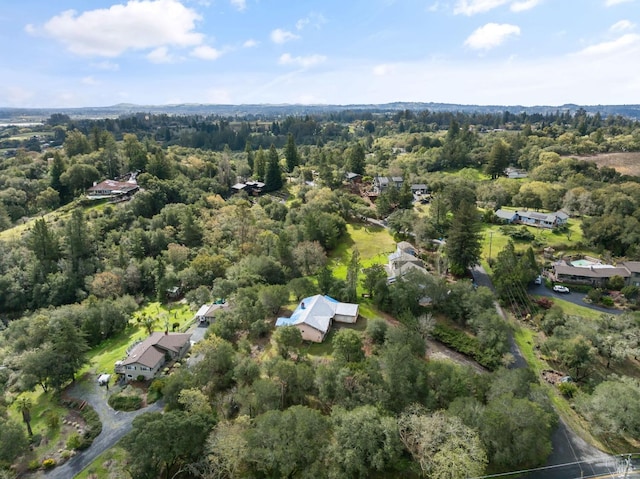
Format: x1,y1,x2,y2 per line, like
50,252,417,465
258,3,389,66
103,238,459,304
530,283,624,315
471,266,624,479
42,379,163,479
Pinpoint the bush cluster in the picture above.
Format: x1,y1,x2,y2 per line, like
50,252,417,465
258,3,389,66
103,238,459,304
108,393,143,411
432,323,500,370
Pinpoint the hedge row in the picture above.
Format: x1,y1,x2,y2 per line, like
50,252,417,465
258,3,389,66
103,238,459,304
431,323,499,370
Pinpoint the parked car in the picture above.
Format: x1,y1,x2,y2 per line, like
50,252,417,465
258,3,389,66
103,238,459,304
553,285,570,293
534,276,542,285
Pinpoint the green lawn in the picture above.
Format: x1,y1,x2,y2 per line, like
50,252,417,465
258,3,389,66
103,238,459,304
74,446,129,479
329,222,395,282
535,296,605,320
82,301,195,377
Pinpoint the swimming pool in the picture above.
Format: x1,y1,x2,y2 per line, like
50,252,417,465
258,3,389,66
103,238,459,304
571,259,598,267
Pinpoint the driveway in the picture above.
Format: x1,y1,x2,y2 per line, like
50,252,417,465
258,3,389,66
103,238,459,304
42,321,209,478
530,284,624,315
42,379,163,479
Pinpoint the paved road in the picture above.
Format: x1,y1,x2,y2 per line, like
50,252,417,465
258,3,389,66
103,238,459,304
471,265,620,479
529,283,624,315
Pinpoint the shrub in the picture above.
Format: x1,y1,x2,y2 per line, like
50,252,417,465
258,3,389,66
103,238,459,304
45,410,60,430
30,433,42,447
42,458,56,469
66,432,82,450
600,296,614,307
107,394,143,411
77,404,102,450
28,459,41,471
432,323,499,370
366,318,389,345
136,375,146,382
535,297,554,310
558,381,578,398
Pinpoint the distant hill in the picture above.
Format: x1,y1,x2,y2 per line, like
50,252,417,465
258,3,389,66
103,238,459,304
2,102,640,121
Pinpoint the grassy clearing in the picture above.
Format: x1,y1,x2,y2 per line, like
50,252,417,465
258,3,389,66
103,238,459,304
74,446,129,479
329,222,395,282
538,296,605,320
83,301,195,377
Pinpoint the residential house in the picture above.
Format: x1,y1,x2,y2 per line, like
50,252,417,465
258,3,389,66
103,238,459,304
231,180,265,196
86,178,139,200
194,302,228,325
411,184,428,195
504,167,528,179
345,172,363,183
115,332,192,381
553,260,631,287
275,295,359,343
373,175,404,193
620,261,640,286
494,209,569,229
386,241,427,283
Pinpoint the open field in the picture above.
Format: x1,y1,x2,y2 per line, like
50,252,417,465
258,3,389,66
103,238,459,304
572,152,640,177
329,222,396,281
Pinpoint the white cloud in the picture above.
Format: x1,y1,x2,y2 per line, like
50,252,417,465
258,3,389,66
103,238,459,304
279,53,326,68
191,45,222,60
510,0,542,12
37,0,203,57
610,20,635,32
296,12,327,31
454,0,509,15
81,76,99,85
91,61,120,71
147,46,174,63
24,24,36,35
230,0,246,11
605,0,634,6
576,33,640,56
465,23,520,50
270,28,300,44
243,39,258,48
454,0,541,14
373,64,395,76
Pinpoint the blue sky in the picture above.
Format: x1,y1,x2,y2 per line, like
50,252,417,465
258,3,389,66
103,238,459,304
1,0,639,107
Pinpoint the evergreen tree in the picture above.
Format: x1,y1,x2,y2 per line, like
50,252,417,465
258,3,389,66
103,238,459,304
284,134,299,172
49,152,69,202
486,140,510,179
445,201,482,276
264,144,283,192
348,143,366,175
245,140,254,171
254,146,266,180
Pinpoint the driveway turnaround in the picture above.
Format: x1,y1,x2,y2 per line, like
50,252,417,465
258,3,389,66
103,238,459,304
42,376,162,478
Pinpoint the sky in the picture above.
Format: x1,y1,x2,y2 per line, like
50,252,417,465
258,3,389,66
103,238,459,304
1,0,639,108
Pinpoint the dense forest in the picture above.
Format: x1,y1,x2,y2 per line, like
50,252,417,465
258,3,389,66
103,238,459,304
0,106,640,478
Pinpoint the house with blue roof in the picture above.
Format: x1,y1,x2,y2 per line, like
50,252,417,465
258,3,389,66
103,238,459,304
275,294,359,343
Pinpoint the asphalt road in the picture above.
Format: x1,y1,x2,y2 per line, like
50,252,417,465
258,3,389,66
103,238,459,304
529,283,624,315
471,265,621,479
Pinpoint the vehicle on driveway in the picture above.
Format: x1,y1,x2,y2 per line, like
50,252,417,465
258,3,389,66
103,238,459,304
553,285,570,293
534,275,542,285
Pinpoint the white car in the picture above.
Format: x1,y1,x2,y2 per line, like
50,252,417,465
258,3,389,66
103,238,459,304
553,285,570,294
534,276,542,285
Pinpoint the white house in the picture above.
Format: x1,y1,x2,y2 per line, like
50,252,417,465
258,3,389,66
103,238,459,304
275,295,359,343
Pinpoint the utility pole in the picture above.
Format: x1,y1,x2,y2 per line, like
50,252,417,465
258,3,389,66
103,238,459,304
623,453,631,478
